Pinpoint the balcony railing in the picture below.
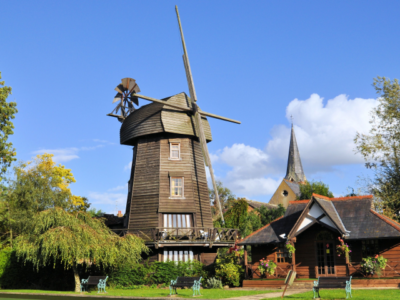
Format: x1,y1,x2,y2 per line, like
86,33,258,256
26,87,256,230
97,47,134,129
115,227,238,244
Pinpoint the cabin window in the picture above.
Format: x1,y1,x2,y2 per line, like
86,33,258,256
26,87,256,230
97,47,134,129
170,177,184,198
163,214,192,228
276,243,289,263
170,143,181,160
362,240,379,257
163,250,194,262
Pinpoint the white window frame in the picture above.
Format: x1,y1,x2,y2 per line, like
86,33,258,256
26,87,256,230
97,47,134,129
169,142,181,160
170,177,184,199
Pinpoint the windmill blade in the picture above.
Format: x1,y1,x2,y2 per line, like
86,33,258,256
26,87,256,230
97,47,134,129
199,111,241,124
128,95,139,106
114,102,122,114
113,93,122,103
115,84,126,94
194,110,225,225
135,94,192,112
176,6,197,104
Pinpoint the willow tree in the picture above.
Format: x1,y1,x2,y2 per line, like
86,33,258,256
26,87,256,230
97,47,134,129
15,208,149,292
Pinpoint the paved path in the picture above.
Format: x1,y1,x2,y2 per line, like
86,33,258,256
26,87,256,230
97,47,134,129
0,290,308,300
224,289,308,300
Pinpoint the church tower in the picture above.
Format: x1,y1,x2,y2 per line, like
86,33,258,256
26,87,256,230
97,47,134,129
269,124,306,207
285,124,306,183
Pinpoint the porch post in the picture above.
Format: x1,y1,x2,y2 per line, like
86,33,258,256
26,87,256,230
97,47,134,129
345,252,350,276
244,247,249,279
291,238,296,272
244,249,248,266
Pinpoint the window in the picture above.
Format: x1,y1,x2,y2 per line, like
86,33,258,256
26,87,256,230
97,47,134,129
163,214,192,228
163,250,194,262
170,143,180,160
170,177,184,198
362,240,379,257
276,243,289,263
282,190,289,197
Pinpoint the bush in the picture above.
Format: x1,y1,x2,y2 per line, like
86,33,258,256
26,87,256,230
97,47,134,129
108,260,209,288
206,277,223,289
0,247,75,290
215,248,244,287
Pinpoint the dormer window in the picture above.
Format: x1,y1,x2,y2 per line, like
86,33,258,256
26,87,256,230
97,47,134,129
170,177,184,198
170,143,180,160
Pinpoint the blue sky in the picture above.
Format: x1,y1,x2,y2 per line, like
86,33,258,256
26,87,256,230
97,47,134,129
1,1,399,213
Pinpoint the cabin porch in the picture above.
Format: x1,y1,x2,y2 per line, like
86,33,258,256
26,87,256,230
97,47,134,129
243,224,400,280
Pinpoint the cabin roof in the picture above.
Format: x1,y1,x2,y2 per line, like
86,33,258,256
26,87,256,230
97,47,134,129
239,194,400,245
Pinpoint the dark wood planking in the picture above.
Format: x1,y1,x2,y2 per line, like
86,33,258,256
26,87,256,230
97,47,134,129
120,93,212,146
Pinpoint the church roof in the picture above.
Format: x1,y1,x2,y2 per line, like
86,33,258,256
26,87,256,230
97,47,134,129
283,179,301,196
285,125,306,183
239,194,400,245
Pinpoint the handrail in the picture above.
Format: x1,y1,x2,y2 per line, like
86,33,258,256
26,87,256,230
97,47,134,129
110,227,239,243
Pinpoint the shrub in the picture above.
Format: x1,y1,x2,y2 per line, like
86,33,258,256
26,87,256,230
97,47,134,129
215,248,244,287
108,260,209,288
206,277,223,289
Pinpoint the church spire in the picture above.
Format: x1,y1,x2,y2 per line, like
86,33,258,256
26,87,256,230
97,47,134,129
285,124,306,182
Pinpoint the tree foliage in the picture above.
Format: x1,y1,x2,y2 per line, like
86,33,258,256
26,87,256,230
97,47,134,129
0,154,90,247
256,204,286,226
209,180,236,219
297,181,334,200
355,77,400,220
15,207,149,292
0,72,18,181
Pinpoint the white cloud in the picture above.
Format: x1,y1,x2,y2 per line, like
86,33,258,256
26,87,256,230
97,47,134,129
108,184,128,192
124,161,132,171
212,93,378,198
93,139,115,145
33,144,105,163
32,148,80,163
88,191,126,214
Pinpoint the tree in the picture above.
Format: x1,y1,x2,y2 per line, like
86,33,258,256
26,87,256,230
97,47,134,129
15,207,149,292
0,72,18,181
256,204,286,226
355,77,400,219
296,181,334,200
209,180,236,219
0,154,88,246
88,207,105,217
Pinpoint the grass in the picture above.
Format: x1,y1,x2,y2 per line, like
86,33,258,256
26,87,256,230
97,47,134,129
0,288,277,299
265,289,400,300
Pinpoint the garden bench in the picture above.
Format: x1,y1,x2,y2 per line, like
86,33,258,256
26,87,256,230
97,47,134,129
170,276,202,296
313,276,352,299
80,276,108,293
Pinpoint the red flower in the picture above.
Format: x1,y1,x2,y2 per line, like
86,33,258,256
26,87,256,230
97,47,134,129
375,255,379,259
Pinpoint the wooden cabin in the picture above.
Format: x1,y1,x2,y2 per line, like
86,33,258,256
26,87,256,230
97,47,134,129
118,92,237,265
239,194,400,279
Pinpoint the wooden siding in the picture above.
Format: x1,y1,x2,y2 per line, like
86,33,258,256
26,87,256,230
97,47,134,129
159,138,197,213
128,138,160,230
189,139,213,227
120,93,212,146
127,135,213,232
120,103,164,145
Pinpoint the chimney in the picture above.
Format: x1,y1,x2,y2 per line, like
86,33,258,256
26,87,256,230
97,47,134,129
117,210,123,217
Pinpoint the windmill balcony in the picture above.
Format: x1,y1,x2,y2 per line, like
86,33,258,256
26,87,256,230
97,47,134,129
116,227,238,246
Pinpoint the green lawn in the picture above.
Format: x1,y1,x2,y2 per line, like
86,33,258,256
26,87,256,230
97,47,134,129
265,289,400,300
0,288,277,299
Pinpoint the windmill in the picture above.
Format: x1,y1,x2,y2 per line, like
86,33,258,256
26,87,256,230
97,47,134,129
108,6,240,264
108,78,141,122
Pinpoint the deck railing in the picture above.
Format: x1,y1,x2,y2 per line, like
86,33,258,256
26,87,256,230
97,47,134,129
112,227,238,243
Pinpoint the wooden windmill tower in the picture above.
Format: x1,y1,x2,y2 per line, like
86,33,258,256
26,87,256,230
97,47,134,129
108,6,240,264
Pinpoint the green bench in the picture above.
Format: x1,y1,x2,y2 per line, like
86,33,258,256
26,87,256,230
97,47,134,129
170,276,202,296
80,275,108,293
313,276,352,299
